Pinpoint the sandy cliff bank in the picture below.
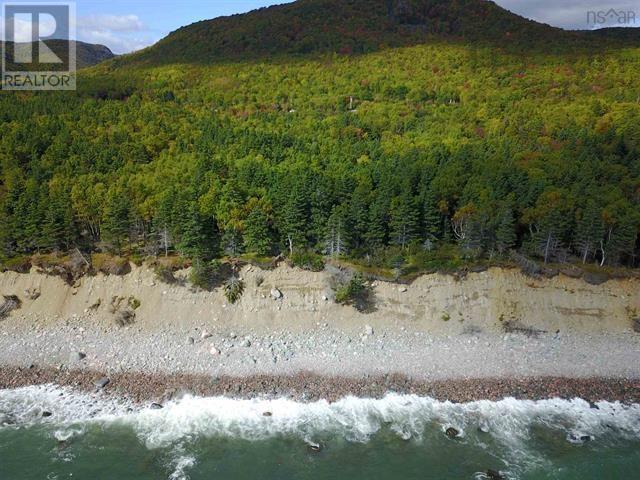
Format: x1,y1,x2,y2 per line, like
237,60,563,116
0,264,638,334
0,265,639,385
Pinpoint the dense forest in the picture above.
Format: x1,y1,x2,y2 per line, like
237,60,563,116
0,0,639,277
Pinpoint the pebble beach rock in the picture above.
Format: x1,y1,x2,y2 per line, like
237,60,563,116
270,288,282,300
94,377,110,389
68,352,86,363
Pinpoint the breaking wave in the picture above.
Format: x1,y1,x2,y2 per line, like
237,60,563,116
2,384,640,479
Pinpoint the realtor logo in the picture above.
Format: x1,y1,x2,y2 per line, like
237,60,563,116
587,8,636,26
2,2,76,90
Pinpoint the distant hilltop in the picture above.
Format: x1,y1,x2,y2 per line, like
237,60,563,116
1,40,115,70
125,0,639,65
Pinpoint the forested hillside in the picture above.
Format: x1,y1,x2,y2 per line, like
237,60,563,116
0,0,639,276
127,0,637,64
1,40,114,70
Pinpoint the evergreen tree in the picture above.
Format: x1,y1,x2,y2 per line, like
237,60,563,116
101,188,130,254
152,189,175,257
14,179,43,253
495,204,516,254
243,207,272,256
308,177,333,248
462,210,490,256
601,215,637,266
527,191,570,264
422,188,441,243
534,209,567,264
348,181,372,250
222,227,243,256
390,194,420,249
39,191,74,251
0,194,12,256
365,195,388,251
575,200,604,264
281,185,307,255
325,204,350,257
176,202,214,260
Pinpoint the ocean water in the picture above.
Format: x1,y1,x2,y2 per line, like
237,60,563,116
1,386,640,480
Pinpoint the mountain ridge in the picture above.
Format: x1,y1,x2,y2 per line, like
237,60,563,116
122,0,638,66
2,40,115,70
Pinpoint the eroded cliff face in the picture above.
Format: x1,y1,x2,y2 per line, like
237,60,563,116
0,265,638,335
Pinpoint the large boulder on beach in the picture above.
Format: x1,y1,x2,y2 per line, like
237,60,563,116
0,295,21,319
270,288,283,300
94,377,110,389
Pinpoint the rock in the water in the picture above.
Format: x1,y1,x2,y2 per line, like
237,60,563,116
0,413,16,426
187,337,195,345
41,411,53,418
307,443,322,453
68,352,86,363
201,330,212,339
94,377,110,389
486,469,504,480
262,411,273,417
364,325,374,336
241,338,252,348
478,423,490,433
270,288,283,300
445,427,460,439
150,403,163,410
210,346,221,356
568,433,593,443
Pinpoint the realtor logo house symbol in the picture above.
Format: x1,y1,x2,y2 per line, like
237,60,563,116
2,2,76,90
587,8,637,26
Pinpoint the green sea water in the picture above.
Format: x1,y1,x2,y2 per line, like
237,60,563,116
1,385,639,480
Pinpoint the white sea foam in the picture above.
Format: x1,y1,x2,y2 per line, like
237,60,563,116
167,452,196,480
0,384,132,426
121,394,640,451
1,385,639,452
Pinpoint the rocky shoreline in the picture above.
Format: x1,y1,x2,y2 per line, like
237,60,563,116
1,366,639,405
1,265,639,407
